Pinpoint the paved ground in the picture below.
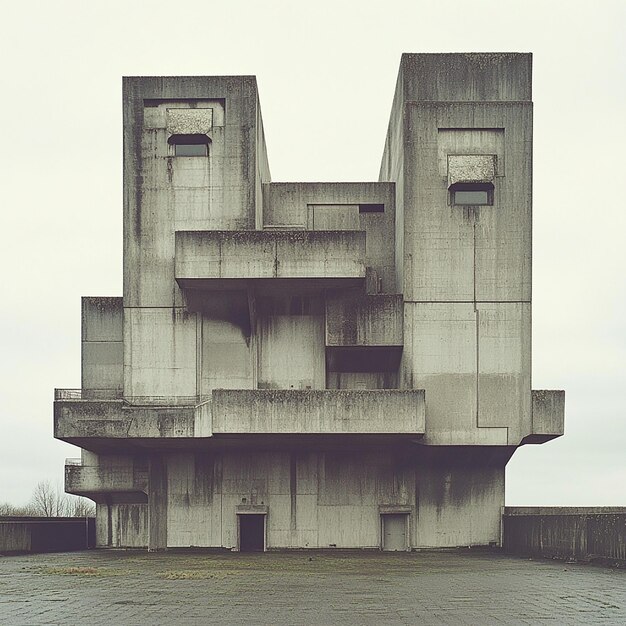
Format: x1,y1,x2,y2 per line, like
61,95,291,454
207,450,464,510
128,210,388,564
0,550,624,625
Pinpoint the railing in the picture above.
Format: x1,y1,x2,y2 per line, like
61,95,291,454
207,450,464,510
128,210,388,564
55,389,210,406
65,458,82,466
54,389,122,401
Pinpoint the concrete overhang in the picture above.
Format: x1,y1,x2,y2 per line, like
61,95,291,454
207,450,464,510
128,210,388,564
521,390,565,444
174,230,366,290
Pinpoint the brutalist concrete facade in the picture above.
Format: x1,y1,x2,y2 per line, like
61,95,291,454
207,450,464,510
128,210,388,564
54,53,564,551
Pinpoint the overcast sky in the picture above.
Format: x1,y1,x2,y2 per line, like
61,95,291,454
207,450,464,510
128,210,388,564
1,0,624,507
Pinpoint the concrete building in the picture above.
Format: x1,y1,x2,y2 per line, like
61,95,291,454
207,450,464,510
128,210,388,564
54,53,564,551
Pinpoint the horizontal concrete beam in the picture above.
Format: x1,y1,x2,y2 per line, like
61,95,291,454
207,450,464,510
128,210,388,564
211,389,425,435
175,230,366,287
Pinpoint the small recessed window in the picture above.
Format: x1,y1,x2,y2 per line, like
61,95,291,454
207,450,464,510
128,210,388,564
450,183,493,206
168,134,209,156
359,203,384,213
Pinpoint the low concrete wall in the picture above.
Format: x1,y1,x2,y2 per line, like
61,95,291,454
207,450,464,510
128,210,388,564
503,507,626,563
0,517,95,554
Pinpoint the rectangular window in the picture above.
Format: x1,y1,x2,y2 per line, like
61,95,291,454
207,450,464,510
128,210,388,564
169,133,209,157
359,203,384,213
174,143,207,157
453,190,489,205
450,183,493,206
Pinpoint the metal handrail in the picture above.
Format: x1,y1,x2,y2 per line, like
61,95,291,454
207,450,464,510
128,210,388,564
54,389,209,406
54,389,122,400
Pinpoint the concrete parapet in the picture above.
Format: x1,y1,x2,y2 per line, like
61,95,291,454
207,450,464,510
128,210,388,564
211,389,425,435
0,517,95,554
175,230,366,287
54,398,202,446
65,462,148,501
503,507,626,563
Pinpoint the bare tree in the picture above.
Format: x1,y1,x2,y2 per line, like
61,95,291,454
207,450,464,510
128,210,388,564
4,482,95,518
30,480,77,517
0,502,37,516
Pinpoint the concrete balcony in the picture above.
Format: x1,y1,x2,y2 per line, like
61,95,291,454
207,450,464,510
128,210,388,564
174,230,366,291
522,390,565,444
54,390,211,450
54,388,425,449
65,461,148,502
211,389,425,438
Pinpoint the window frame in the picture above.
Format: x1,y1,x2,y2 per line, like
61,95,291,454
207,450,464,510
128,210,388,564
449,182,494,207
167,133,210,157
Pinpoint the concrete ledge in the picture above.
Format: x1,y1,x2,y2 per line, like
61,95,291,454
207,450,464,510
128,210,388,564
175,230,366,286
211,389,425,435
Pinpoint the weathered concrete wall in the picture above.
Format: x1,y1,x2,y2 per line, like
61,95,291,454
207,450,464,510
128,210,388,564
124,76,266,308
124,307,197,400
257,314,325,390
82,297,123,395
399,53,532,102
325,292,403,347
0,518,95,554
201,317,254,396
379,54,539,446
503,508,626,563
158,449,505,549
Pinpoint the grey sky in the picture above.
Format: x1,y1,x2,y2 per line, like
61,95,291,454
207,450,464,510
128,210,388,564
1,0,624,506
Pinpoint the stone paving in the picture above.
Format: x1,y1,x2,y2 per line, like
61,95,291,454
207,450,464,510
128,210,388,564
0,550,624,625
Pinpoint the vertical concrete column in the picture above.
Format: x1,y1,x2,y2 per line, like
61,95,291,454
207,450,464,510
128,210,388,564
148,455,168,551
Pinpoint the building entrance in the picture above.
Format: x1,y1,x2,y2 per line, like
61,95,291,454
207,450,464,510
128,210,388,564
381,513,408,551
238,514,265,552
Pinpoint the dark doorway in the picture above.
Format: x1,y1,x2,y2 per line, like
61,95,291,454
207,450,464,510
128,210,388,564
239,514,265,552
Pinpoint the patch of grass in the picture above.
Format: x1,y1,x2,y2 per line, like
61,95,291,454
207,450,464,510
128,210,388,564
158,570,230,580
34,566,125,577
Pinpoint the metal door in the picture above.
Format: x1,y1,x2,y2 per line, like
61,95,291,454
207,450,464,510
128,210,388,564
382,514,407,551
